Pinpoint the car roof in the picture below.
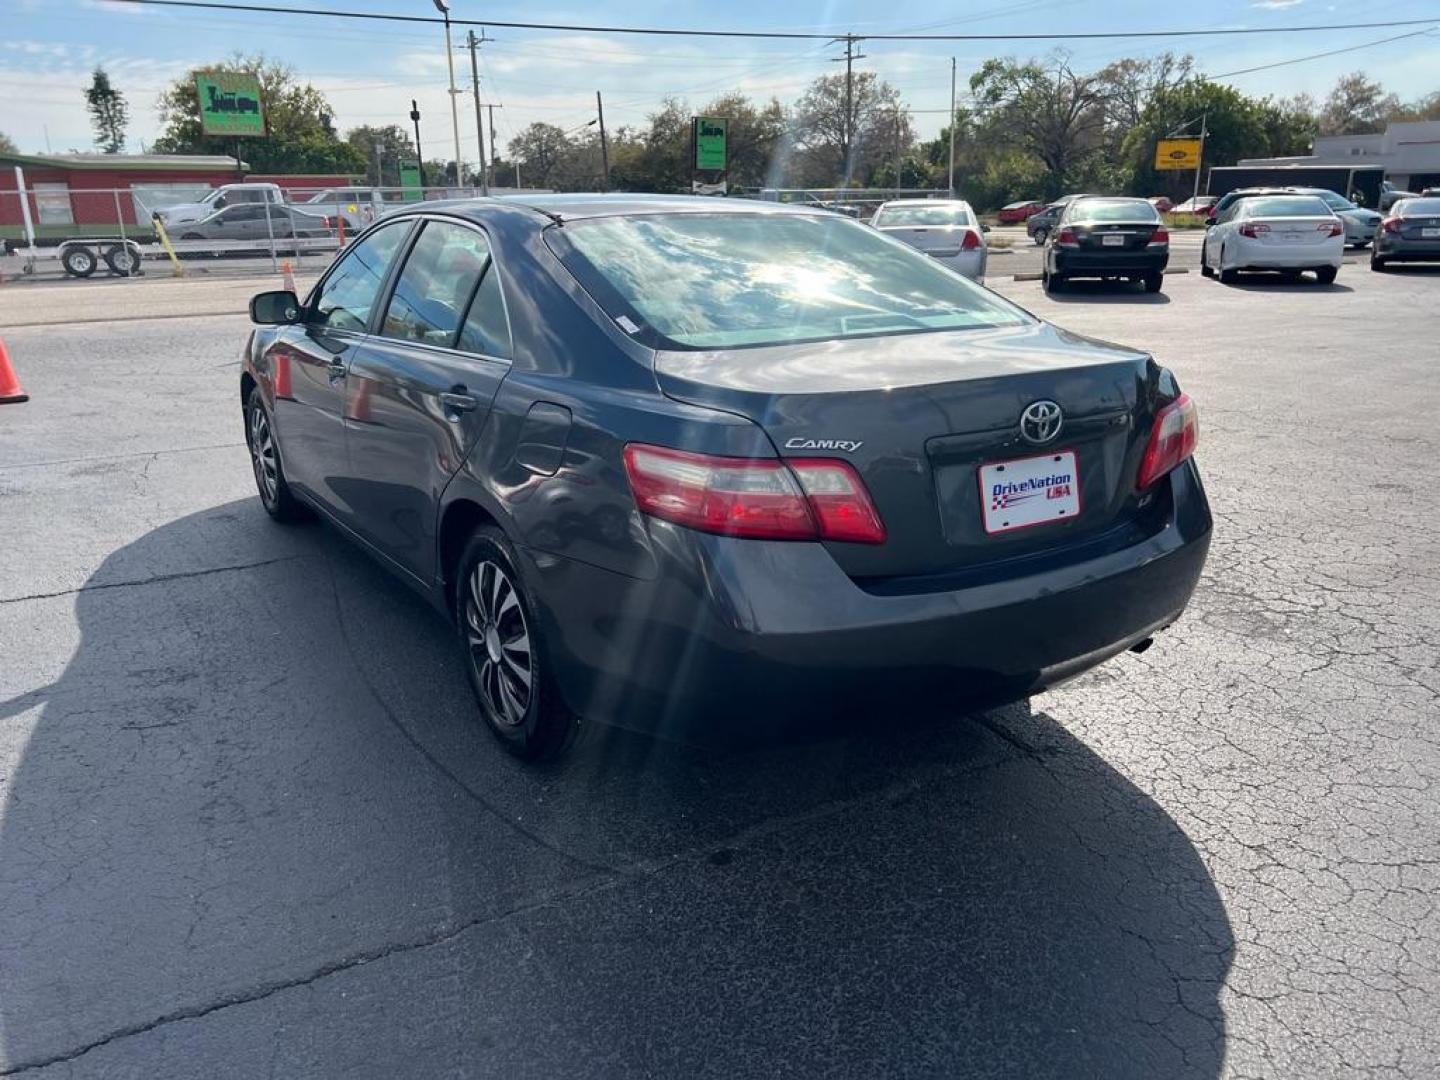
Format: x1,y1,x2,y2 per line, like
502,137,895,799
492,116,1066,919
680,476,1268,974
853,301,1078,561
388,193,831,225
876,198,972,207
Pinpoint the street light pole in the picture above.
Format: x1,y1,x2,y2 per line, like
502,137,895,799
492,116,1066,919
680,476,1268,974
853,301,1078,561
948,58,957,198
433,0,463,187
410,99,424,187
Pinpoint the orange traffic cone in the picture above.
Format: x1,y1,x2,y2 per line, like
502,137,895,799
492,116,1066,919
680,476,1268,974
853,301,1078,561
281,259,297,294
0,338,28,404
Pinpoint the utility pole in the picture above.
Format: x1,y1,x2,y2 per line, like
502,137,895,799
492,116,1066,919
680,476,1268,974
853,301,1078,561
433,0,463,187
410,99,424,187
1192,112,1208,205
829,34,866,189
893,107,902,196
466,29,492,195
487,103,499,189
373,140,384,188
947,58,957,198
596,91,610,191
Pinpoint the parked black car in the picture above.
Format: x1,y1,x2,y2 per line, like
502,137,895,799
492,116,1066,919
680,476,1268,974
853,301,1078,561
1043,197,1170,293
1026,194,1093,244
242,195,1211,759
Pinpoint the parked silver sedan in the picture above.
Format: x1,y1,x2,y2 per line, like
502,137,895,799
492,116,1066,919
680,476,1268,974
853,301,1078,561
870,199,987,282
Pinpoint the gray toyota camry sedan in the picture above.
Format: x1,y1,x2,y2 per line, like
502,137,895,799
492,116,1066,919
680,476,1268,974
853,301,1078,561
241,194,1211,759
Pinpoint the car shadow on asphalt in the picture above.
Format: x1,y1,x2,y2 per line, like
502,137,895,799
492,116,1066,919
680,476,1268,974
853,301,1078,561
0,500,1234,1078
1046,281,1172,304
1215,276,1356,294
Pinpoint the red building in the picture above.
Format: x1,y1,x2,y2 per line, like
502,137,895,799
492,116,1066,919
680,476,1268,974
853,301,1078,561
0,151,357,243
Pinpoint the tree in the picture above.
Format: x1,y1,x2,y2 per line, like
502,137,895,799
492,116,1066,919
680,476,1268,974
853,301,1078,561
1259,93,1317,157
345,124,416,187
0,132,17,155
507,122,575,189
1319,72,1401,136
84,68,128,154
792,71,912,186
969,55,1111,197
699,93,786,189
1121,79,1270,198
153,54,364,174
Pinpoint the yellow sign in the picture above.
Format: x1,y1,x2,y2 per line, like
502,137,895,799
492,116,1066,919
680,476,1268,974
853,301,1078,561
1155,138,1202,171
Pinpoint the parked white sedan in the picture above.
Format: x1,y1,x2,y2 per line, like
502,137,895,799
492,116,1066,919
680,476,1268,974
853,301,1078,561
870,199,987,282
1201,194,1344,285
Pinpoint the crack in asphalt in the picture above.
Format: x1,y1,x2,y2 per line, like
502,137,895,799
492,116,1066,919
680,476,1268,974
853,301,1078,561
0,443,245,473
0,555,303,606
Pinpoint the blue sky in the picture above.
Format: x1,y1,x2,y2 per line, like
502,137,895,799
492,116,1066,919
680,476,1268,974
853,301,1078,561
2,0,1437,164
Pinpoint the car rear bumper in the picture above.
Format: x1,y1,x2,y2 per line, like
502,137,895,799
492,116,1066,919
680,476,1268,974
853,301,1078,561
521,460,1211,734
928,249,986,281
1374,236,1440,259
1053,248,1168,276
1230,237,1342,269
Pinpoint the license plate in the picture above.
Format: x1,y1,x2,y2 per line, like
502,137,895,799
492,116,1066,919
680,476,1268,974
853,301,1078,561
1102,234,1125,246
1423,228,1440,238
979,451,1081,535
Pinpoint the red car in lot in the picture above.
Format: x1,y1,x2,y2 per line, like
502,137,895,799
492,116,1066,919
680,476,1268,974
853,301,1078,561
997,200,1046,223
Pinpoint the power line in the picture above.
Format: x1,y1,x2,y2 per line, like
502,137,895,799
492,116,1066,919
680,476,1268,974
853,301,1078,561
1211,24,1439,79
99,0,1440,42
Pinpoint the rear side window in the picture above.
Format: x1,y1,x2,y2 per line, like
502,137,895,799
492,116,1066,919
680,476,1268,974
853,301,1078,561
381,220,509,356
1068,200,1159,223
311,219,410,333
1242,197,1333,218
1399,198,1440,215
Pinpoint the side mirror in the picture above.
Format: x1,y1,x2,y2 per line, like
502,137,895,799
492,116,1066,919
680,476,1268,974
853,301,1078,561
1204,219,1214,228
250,290,301,325
981,224,991,233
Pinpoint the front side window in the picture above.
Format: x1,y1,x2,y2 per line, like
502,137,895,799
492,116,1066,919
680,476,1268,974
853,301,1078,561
873,204,974,228
311,219,411,333
553,212,1030,351
381,220,498,350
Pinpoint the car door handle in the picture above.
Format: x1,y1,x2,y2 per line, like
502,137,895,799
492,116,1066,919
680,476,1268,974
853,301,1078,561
440,391,478,416
326,357,347,380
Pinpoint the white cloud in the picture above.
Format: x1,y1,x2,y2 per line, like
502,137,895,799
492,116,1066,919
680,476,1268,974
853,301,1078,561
1252,0,1304,9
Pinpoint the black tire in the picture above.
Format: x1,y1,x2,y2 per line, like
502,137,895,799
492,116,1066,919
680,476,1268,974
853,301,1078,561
1143,272,1163,294
1032,228,1049,246
455,526,578,761
1314,266,1338,285
1217,249,1238,285
1200,249,1214,278
103,244,138,276
244,386,307,523
1044,269,1066,293
61,246,97,278
1370,252,1388,272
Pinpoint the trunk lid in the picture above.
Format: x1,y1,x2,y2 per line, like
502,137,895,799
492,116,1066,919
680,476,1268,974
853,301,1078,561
1400,215,1440,240
654,323,1169,584
1071,221,1159,252
1254,216,1334,244
876,225,973,258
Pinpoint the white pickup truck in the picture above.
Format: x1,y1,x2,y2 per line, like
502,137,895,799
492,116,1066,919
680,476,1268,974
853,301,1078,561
151,183,284,230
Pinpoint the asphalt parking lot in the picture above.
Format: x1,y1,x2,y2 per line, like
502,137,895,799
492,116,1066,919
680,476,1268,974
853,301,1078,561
2,263,1438,1078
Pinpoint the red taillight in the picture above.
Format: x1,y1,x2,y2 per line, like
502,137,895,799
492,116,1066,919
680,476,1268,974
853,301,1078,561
1321,220,1343,237
622,445,886,545
1381,218,1402,234
1136,394,1199,491
961,228,982,250
1238,222,1270,238
1147,228,1170,247
1055,228,1078,247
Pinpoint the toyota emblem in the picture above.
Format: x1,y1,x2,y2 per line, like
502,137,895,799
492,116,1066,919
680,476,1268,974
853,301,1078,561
1019,400,1063,444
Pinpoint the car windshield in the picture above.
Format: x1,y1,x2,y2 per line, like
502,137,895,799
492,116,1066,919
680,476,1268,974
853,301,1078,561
553,212,1030,350
873,204,973,227
1069,200,1159,223
1245,196,1333,218
1398,198,1440,215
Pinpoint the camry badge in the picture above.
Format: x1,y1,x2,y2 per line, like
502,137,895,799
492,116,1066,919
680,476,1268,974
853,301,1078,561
1019,400,1063,445
785,437,863,452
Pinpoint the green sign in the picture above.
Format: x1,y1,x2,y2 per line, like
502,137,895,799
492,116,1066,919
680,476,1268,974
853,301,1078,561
399,161,422,201
693,116,728,173
196,72,265,138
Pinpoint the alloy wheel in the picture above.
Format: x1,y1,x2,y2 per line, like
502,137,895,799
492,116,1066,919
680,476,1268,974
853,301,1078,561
465,560,533,727
248,404,278,505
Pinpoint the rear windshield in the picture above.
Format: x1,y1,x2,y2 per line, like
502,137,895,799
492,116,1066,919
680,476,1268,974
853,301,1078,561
1398,198,1440,215
551,212,1030,350
1243,196,1333,218
873,204,974,227
1068,200,1160,223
